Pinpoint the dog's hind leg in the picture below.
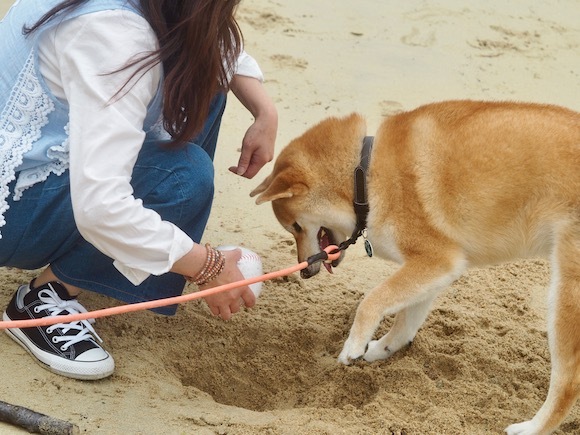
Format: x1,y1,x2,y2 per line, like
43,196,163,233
363,293,438,362
338,251,466,365
506,223,580,435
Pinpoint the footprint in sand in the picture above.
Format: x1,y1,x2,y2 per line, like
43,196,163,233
237,8,294,32
469,25,544,58
380,100,405,117
270,54,308,70
401,27,436,48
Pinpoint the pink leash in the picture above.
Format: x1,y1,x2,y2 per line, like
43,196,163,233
0,246,342,329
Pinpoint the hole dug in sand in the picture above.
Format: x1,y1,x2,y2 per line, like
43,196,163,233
174,319,380,412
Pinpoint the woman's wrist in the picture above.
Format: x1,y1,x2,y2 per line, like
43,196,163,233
171,243,223,285
183,244,225,285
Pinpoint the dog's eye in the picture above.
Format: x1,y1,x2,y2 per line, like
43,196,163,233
292,222,302,233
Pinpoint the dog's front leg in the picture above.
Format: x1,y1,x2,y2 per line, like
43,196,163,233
364,294,437,362
338,255,465,365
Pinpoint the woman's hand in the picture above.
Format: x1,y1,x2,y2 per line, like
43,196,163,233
200,248,256,320
228,75,277,179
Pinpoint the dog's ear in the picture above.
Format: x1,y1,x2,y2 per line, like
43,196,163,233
249,173,273,198
250,172,307,205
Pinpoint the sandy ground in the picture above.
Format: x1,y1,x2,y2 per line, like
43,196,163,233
1,1,580,434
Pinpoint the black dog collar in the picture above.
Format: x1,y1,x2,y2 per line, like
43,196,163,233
337,136,374,253
306,135,374,267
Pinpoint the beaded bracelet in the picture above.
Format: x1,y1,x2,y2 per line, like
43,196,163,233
185,244,225,286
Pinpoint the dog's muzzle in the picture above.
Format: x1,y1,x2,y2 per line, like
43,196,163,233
300,227,345,279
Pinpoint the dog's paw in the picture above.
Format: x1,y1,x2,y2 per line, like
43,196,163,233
337,351,353,365
337,338,366,365
505,420,538,435
363,340,394,362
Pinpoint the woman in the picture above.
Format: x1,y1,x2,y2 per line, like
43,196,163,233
0,0,278,380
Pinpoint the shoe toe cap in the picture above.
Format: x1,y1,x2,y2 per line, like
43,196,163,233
76,347,112,363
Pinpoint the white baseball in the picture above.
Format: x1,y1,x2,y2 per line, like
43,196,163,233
216,245,263,297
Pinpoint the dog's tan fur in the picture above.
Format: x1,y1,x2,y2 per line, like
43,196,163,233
250,100,580,435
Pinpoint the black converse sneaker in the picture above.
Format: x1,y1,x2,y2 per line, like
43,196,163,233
2,281,114,380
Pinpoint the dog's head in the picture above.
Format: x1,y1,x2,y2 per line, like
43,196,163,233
250,113,367,278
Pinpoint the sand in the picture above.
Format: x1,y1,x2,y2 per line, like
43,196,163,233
1,0,579,433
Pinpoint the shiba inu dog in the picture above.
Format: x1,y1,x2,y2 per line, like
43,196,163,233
250,100,580,434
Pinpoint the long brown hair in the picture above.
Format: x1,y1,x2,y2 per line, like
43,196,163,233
25,0,243,146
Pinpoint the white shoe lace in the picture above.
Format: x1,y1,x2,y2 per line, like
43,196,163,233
33,288,103,351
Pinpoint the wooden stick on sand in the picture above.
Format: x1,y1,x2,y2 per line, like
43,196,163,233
0,400,79,435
